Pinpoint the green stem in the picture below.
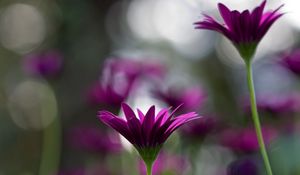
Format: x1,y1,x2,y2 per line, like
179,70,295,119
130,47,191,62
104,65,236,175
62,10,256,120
39,117,61,175
145,161,153,175
246,62,273,175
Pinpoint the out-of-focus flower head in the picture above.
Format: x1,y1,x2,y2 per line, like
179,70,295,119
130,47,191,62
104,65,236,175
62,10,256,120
23,50,63,78
139,152,188,175
194,0,284,61
86,58,165,109
56,169,85,175
98,103,199,167
280,49,300,75
180,116,218,140
227,157,259,175
56,166,112,175
106,58,165,81
220,126,277,153
153,86,206,113
243,94,300,116
68,125,122,154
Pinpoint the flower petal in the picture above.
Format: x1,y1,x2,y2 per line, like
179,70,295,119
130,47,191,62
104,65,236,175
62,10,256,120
98,111,134,143
218,3,233,29
122,103,137,121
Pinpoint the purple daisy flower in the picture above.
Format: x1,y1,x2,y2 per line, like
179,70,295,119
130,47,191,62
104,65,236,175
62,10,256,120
86,81,131,109
280,49,300,75
106,58,165,80
98,103,199,173
23,50,63,78
68,126,122,154
56,166,112,175
220,126,277,153
153,87,206,113
181,116,218,140
86,58,164,109
194,0,284,61
243,94,300,116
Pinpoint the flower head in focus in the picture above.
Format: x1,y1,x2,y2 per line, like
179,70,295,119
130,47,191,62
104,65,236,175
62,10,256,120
194,0,284,61
23,50,63,78
98,103,199,167
139,152,188,175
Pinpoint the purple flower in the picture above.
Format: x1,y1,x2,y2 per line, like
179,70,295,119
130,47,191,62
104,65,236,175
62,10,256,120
227,157,259,175
243,94,300,116
181,116,217,140
194,1,284,60
153,87,206,113
139,152,188,175
86,58,164,108
86,82,130,108
23,50,63,77
68,126,121,154
56,169,85,175
280,49,300,75
106,58,165,80
220,126,277,153
98,103,199,166
56,166,112,175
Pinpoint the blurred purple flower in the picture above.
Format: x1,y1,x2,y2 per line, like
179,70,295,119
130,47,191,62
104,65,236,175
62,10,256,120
139,152,188,175
243,94,300,116
56,169,85,175
86,82,130,108
68,126,121,154
106,58,165,80
57,166,112,175
180,116,217,140
86,58,165,108
220,126,277,153
194,0,284,60
23,51,63,77
227,157,259,175
153,87,206,113
280,49,300,75
98,103,199,164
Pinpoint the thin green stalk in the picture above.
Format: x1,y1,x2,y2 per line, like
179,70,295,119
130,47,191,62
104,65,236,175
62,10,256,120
246,62,273,175
39,117,61,175
146,161,153,175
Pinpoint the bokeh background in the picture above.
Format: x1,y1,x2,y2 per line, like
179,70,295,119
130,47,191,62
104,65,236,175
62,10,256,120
1,0,300,174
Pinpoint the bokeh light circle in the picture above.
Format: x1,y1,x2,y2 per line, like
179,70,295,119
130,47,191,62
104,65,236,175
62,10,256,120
0,3,46,54
7,79,57,130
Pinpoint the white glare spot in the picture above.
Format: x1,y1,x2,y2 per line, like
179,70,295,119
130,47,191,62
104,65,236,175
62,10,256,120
283,0,300,30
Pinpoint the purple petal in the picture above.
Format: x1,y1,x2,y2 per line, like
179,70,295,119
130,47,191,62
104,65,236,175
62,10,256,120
218,3,233,29
122,103,137,121
137,108,145,123
98,111,134,143
251,0,266,26
194,14,232,40
142,106,156,144
165,112,199,135
127,117,143,146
